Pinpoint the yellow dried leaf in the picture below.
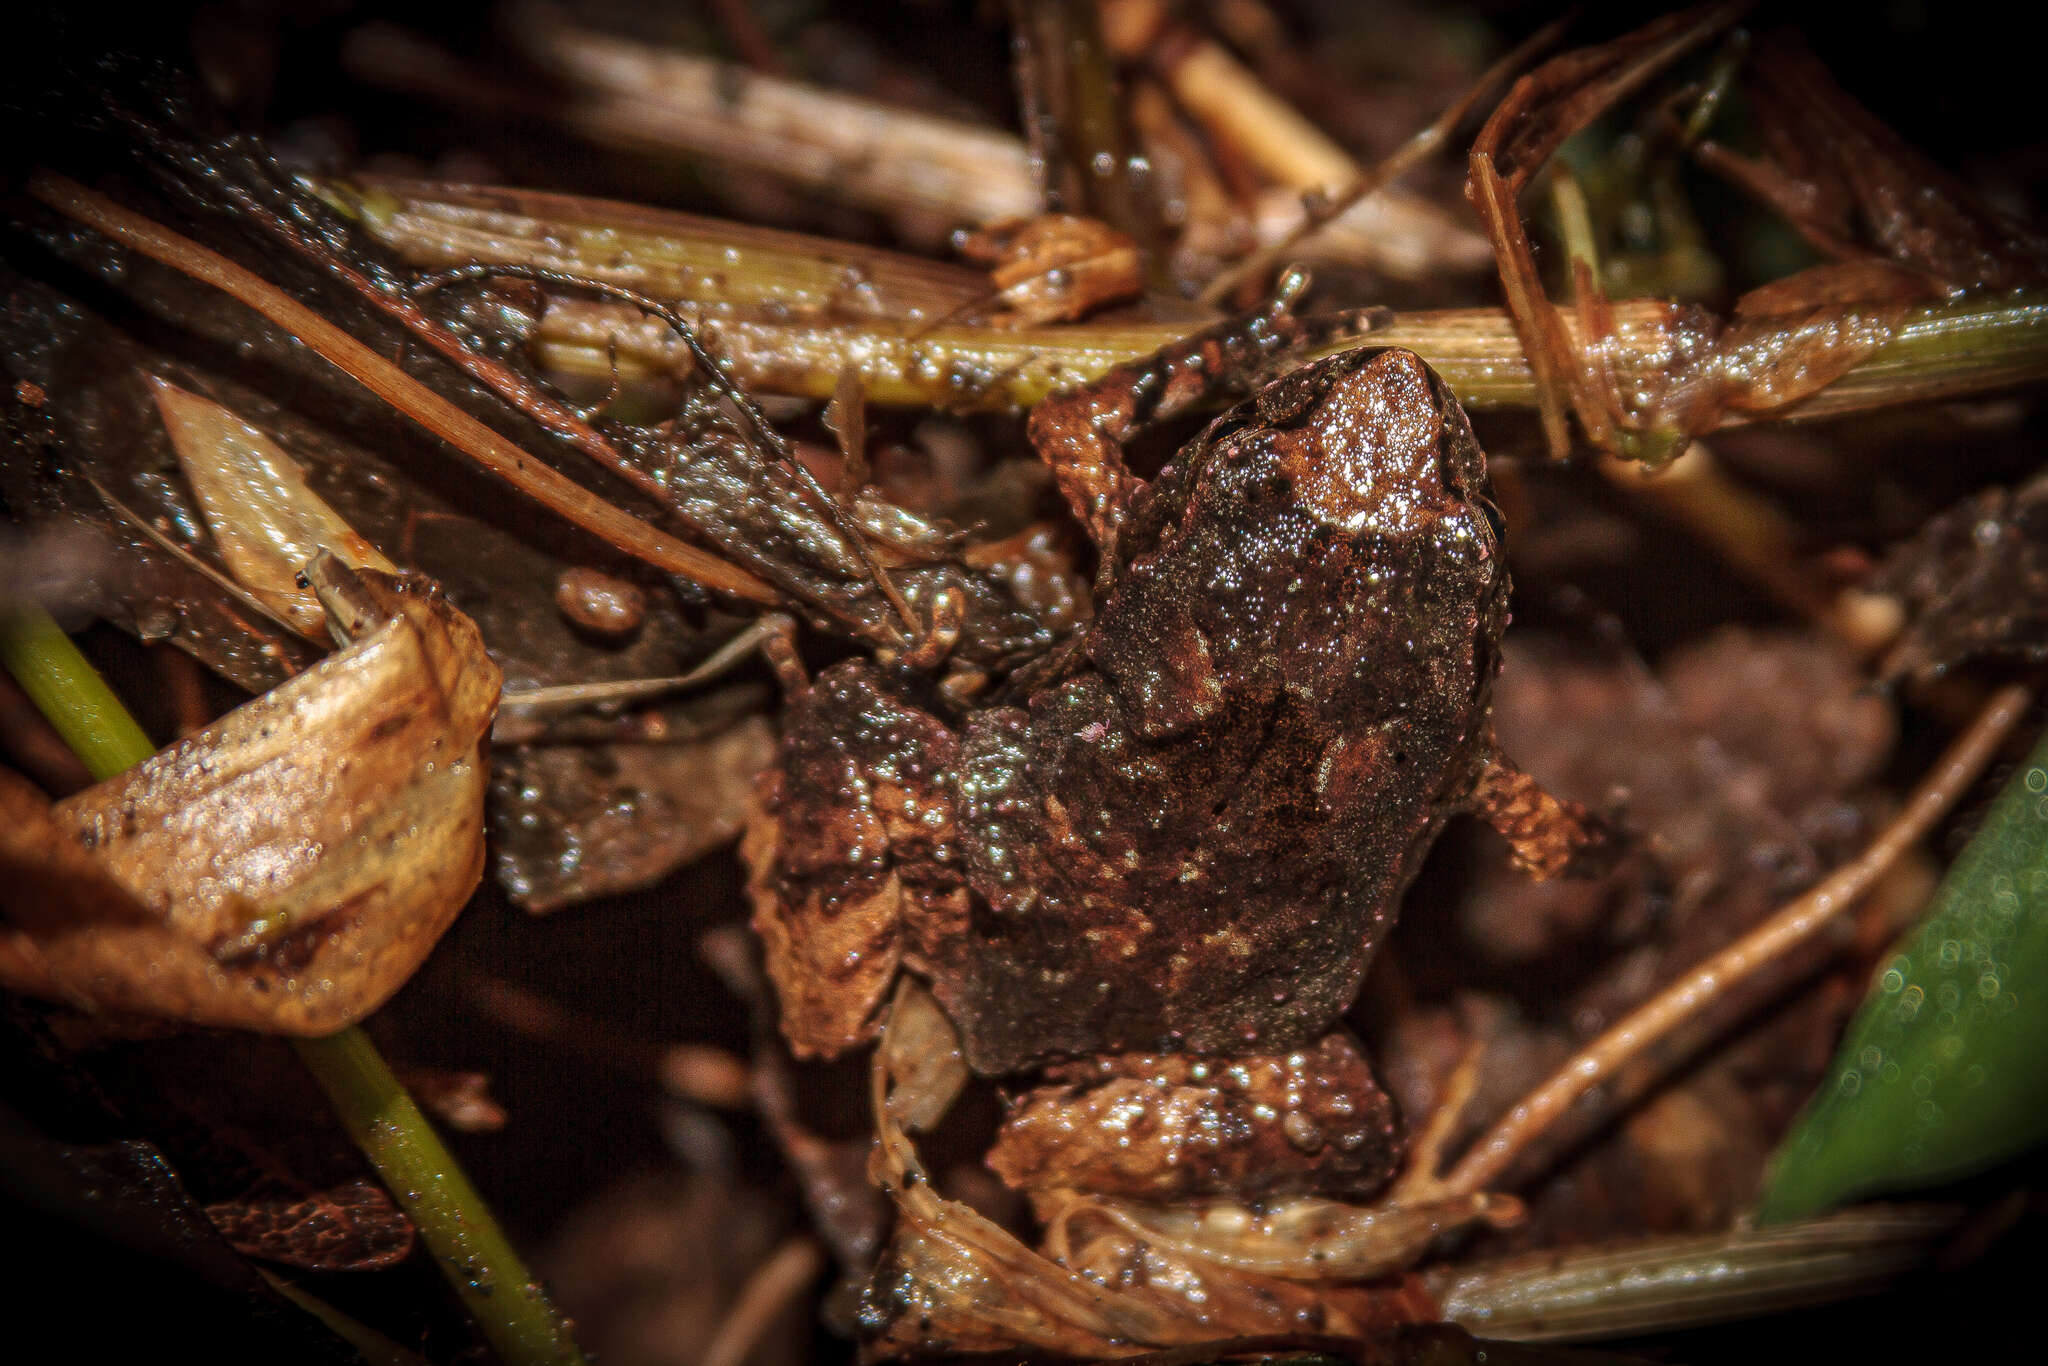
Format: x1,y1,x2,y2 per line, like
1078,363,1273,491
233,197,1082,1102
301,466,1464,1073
0,556,499,1034
149,374,397,637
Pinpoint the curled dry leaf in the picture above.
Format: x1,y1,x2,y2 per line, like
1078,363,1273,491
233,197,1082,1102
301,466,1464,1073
0,555,500,1034
1464,6,2020,461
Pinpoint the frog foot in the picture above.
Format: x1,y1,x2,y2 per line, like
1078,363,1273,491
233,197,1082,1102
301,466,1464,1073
1468,743,1615,880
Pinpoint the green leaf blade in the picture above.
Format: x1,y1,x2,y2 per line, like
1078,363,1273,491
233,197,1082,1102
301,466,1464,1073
1761,722,2048,1222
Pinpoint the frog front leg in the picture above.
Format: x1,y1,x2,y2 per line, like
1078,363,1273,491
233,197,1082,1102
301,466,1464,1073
1025,270,1374,557
743,656,966,1057
1468,743,1612,879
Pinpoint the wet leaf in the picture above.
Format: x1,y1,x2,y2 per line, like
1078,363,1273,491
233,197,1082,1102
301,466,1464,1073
0,557,500,1033
205,1175,415,1272
494,711,774,914
1760,722,2048,1221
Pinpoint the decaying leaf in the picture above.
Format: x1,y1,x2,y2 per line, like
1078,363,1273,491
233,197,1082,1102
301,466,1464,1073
204,1175,415,1272
0,555,500,1033
1873,472,2048,682
494,711,775,914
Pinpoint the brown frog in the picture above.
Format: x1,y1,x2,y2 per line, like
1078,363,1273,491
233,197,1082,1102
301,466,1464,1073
744,282,1601,1219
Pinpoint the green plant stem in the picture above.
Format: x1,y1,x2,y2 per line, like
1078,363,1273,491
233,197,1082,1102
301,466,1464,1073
0,602,155,780
0,606,587,1366
294,1029,585,1366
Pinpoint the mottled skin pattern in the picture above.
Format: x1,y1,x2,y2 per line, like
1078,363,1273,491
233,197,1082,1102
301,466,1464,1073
749,313,1598,1204
987,1032,1400,1202
928,348,1507,1077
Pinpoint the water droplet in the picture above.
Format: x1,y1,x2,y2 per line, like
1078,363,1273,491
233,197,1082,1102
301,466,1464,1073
1281,1110,1325,1153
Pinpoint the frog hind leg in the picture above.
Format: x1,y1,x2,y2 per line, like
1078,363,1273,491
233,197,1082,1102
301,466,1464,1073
991,1030,1517,1288
743,659,963,1058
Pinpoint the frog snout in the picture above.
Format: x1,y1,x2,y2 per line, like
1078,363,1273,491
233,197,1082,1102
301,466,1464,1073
1278,349,1455,538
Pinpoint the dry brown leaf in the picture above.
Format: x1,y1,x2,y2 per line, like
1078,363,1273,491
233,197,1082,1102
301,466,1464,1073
0,555,499,1033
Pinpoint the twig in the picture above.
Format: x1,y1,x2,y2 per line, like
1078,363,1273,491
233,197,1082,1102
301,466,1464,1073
1438,682,2033,1198
27,173,777,606
499,614,787,711
507,6,1039,226
355,9,1484,280
530,286,2048,422
1429,1206,1967,1342
1101,0,1489,281
1200,13,1569,303
321,177,991,321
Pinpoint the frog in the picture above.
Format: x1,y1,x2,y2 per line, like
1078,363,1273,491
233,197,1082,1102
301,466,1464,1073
742,276,1604,1223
